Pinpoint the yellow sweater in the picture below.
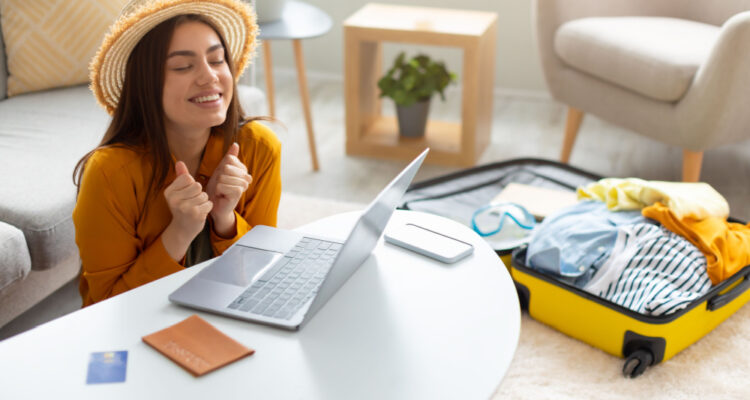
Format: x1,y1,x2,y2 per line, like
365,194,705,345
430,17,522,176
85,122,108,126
73,122,282,306
578,178,729,220
642,203,750,285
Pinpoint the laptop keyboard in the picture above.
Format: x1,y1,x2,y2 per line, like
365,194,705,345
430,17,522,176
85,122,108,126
227,237,342,320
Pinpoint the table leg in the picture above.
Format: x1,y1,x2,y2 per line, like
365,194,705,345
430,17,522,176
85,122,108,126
262,40,275,118
293,39,320,171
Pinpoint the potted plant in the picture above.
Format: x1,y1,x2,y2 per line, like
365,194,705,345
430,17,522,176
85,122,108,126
377,52,457,137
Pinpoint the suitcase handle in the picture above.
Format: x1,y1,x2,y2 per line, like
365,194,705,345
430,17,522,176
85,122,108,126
707,270,750,311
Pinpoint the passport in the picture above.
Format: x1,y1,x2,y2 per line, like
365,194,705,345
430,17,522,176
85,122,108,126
142,315,254,376
86,351,128,384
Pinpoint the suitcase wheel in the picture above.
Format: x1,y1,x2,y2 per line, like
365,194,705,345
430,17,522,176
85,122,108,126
514,282,530,311
622,349,654,378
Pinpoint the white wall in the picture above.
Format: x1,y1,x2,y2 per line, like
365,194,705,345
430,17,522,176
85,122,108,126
255,0,547,93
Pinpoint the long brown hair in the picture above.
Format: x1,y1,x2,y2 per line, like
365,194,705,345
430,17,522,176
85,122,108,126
74,14,253,203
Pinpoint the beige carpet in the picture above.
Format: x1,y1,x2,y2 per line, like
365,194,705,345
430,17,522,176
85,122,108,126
495,308,750,399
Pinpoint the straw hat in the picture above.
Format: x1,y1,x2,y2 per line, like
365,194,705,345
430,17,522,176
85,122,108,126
90,0,258,115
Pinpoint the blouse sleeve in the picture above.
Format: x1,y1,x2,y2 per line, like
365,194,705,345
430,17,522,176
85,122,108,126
210,122,282,254
74,155,183,306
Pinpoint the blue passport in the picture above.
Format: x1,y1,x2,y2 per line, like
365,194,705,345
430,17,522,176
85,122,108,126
86,351,128,384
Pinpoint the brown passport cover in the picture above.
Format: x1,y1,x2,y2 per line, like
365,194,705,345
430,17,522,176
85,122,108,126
142,315,254,376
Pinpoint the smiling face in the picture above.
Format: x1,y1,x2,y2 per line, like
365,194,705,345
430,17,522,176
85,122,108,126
162,20,233,136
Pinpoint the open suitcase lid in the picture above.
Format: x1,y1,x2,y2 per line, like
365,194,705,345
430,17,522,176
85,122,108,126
400,158,601,253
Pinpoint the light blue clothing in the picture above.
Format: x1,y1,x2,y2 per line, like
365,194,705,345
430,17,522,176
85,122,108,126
584,223,711,316
526,201,653,286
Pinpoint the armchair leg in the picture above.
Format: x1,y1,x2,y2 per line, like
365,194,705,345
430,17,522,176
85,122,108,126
561,107,584,163
682,149,703,182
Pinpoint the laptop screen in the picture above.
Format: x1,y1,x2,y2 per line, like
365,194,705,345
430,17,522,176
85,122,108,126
302,148,429,324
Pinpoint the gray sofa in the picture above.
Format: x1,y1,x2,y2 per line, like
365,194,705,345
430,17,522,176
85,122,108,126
0,23,265,328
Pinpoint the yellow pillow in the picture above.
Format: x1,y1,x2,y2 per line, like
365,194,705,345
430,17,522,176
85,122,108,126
0,0,126,97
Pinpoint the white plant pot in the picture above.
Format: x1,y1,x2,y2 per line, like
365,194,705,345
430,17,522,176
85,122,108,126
253,0,288,23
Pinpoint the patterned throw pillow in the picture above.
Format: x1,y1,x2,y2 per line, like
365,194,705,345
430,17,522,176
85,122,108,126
0,0,126,97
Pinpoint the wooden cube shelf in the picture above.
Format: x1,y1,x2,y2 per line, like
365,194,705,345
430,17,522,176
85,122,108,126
344,3,498,166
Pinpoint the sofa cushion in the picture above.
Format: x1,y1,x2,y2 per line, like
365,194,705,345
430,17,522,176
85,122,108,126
0,221,30,291
0,84,265,271
0,85,109,270
554,17,721,102
0,0,125,97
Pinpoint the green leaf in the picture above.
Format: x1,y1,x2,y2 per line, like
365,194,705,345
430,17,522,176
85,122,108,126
378,52,457,104
403,74,417,91
377,76,395,98
394,52,405,68
392,90,408,105
422,54,435,66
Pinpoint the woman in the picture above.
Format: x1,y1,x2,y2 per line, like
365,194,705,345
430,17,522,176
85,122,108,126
73,0,280,306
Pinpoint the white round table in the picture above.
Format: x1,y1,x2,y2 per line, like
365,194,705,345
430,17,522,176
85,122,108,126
0,210,519,399
292,209,521,398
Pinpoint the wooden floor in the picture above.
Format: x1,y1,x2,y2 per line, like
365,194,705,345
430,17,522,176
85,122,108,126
270,71,750,220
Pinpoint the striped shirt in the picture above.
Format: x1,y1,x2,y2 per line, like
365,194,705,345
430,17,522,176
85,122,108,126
584,223,712,316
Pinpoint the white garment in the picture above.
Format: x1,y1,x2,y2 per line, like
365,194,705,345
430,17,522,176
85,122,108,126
584,223,712,316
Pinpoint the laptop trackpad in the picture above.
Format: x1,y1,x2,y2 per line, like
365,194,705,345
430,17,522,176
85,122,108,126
197,246,283,287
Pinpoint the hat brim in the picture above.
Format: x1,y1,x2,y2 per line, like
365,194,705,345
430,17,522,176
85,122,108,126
90,0,258,115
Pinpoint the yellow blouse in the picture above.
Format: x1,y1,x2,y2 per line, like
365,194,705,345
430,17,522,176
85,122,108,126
73,121,282,306
577,177,729,220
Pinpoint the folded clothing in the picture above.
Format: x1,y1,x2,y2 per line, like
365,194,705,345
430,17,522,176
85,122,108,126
577,178,729,220
526,201,652,287
584,223,712,316
643,203,750,284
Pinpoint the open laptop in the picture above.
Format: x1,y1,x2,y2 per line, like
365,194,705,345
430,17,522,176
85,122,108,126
169,149,429,330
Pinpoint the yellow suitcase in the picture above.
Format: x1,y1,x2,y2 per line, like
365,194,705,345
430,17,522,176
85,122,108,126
510,247,750,377
401,158,750,377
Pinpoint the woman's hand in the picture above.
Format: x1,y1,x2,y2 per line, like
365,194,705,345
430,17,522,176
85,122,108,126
206,142,253,237
162,161,213,261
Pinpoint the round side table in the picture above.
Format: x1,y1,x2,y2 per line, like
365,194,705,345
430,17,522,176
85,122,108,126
257,1,333,171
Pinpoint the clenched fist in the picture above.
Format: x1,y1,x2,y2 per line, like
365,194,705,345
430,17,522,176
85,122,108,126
206,142,252,237
162,161,213,261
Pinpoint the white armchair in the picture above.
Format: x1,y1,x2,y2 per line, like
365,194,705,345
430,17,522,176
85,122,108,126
533,0,750,181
